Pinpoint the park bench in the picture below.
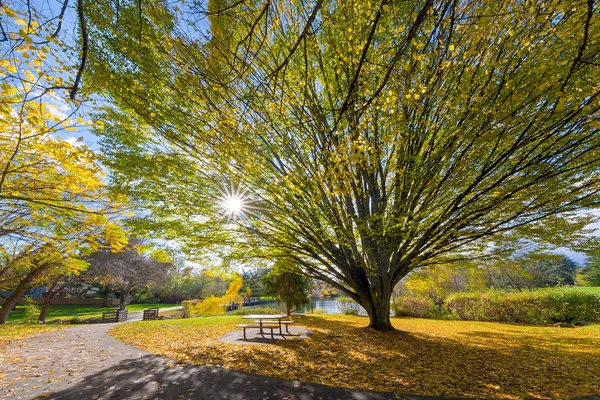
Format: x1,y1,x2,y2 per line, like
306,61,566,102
102,309,128,323
143,308,159,320
253,320,294,334
236,324,278,340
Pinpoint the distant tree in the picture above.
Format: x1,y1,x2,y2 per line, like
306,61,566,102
263,260,311,316
241,267,269,299
483,254,578,290
583,254,600,286
87,239,173,310
523,256,578,287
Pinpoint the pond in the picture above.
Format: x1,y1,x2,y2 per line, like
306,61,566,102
256,299,367,316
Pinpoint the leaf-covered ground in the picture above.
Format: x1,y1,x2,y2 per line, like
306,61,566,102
0,324,67,346
110,314,600,399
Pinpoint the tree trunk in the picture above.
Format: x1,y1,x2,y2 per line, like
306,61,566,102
0,269,43,324
362,286,395,331
101,289,109,308
38,277,61,323
119,288,130,310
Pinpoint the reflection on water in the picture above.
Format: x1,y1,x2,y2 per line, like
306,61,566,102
251,298,367,315
303,299,367,316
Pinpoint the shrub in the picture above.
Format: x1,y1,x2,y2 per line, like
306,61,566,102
182,297,226,317
182,278,244,317
446,289,600,324
311,308,327,314
337,296,360,315
23,298,40,324
182,299,202,318
230,307,281,315
393,296,437,318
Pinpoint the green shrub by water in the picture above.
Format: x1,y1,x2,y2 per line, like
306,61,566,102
445,289,600,324
393,296,438,318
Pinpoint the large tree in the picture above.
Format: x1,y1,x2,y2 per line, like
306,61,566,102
86,0,600,330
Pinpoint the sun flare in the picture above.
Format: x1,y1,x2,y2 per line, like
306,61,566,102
223,196,243,214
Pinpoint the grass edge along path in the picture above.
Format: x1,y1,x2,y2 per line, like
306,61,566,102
5,303,178,323
110,314,600,399
0,324,68,347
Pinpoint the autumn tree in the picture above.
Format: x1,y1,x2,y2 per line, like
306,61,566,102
86,239,173,310
86,0,600,330
403,262,486,305
0,2,127,324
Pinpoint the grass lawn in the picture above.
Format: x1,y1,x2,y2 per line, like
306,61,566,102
5,303,178,323
572,286,600,295
0,324,68,347
111,314,600,399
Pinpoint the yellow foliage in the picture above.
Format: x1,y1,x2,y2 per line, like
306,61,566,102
182,278,243,317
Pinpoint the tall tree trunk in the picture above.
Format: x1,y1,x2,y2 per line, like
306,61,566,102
38,276,61,323
0,266,47,324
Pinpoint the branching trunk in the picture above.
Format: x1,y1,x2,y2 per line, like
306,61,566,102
0,265,49,324
38,276,62,323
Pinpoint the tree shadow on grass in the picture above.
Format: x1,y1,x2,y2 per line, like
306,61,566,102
45,354,439,400
224,316,600,399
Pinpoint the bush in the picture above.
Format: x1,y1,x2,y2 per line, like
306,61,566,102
311,308,327,314
337,296,359,315
23,298,41,323
182,297,226,317
393,296,438,318
446,289,600,324
181,278,244,317
182,299,202,318
229,307,281,315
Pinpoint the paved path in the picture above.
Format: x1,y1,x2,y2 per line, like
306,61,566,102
0,315,439,400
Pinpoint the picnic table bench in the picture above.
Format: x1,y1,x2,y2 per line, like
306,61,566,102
143,307,159,320
102,309,128,323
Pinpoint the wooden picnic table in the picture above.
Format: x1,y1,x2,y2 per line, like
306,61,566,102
239,314,294,339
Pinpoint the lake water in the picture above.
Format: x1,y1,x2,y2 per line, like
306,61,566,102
259,299,367,316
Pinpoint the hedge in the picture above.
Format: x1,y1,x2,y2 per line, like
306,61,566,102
445,289,600,324
393,289,600,324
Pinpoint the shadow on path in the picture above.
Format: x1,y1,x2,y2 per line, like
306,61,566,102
46,354,440,400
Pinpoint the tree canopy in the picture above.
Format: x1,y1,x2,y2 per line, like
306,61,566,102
79,0,600,330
